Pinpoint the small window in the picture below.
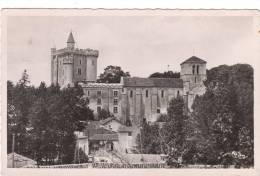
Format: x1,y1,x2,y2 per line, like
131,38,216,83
92,60,95,66
177,90,180,96
113,90,118,97
130,90,133,98
128,132,132,136
97,90,102,96
87,90,90,96
122,88,124,93
145,90,149,98
78,68,81,75
161,90,164,98
157,109,161,113
197,65,199,74
113,107,118,113
113,98,118,105
192,65,195,75
97,98,102,105
195,77,197,83
79,59,82,65
97,106,101,112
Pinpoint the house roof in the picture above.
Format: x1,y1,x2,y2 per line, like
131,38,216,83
100,117,123,125
89,133,119,141
118,126,134,132
122,77,183,88
180,56,207,65
7,153,36,163
67,32,75,43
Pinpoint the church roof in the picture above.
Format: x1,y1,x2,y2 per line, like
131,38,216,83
180,56,207,65
122,77,183,88
67,32,75,43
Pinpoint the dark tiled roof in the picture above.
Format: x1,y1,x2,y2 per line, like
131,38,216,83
100,117,123,125
89,133,119,141
180,56,207,65
118,126,133,132
123,77,183,88
67,32,75,43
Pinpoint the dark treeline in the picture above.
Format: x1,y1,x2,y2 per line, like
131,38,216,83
7,70,94,165
138,64,254,167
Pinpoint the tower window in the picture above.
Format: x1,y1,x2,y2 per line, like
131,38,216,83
130,90,133,98
145,90,149,98
113,107,118,114
157,109,161,113
97,106,101,113
97,90,102,96
113,90,118,97
79,59,82,65
161,90,164,98
97,98,102,105
87,90,90,96
113,98,118,105
192,65,195,75
177,90,180,96
78,68,81,75
197,65,199,74
195,77,197,83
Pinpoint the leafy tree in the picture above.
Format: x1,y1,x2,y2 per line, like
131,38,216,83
149,71,180,78
97,65,130,83
97,108,111,120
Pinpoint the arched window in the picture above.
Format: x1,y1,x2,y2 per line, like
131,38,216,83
192,65,195,75
197,65,199,74
145,90,149,98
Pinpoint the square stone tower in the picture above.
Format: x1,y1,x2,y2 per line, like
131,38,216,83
51,32,99,88
180,56,207,110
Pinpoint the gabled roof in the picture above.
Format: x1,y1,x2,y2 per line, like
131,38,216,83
89,133,119,141
67,32,75,43
118,126,133,132
100,117,123,125
180,56,207,65
122,77,183,88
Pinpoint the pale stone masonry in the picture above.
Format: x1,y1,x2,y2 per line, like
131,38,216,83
51,32,98,88
51,32,207,126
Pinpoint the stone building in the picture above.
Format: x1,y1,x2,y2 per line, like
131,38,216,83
51,32,99,88
51,32,207,125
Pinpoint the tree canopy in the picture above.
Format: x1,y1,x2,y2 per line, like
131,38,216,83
7,72,94,165
97,65,130,83
149,71,180,78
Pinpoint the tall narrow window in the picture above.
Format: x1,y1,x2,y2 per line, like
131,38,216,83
130,90,133,98
79,59,82,65
192,65,195,75
113,90,118,97
113,107,118,113
97,106,101,113
195,77,197,83
197,65,199,74
87,90,90,96
113,98,118,105
161,90,164,98
78,68,81,75
97,98,102,105
146,90,149,98
177,90,180,96
97,90,102,96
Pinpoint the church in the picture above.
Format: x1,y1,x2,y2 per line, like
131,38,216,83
51,32,207,154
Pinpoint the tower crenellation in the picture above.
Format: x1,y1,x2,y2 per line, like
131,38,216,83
51,31,99,88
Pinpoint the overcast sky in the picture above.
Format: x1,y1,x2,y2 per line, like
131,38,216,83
7,15,259,86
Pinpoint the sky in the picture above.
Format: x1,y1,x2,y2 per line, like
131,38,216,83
6,14,260,86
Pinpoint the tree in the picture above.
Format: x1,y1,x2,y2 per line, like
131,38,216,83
97,108,111,120
190,64,254,166
97,65,130,83
161,96,189,166
149,71,180,78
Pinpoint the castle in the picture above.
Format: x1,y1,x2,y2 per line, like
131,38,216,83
51,32,207,126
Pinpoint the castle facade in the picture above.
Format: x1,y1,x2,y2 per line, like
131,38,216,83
51,32,207,127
